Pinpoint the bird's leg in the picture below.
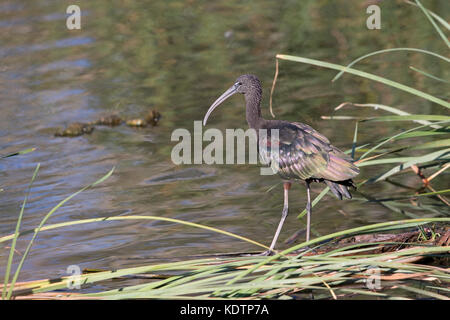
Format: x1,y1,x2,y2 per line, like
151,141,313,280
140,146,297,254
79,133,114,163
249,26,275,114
306,180,312,242
261,182,291,256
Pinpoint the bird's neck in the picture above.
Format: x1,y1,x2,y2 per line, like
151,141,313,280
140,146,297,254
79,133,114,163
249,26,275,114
244,89,264,129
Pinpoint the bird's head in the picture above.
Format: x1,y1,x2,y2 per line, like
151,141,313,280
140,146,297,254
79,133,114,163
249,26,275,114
203,74,261,126
234,74,262,95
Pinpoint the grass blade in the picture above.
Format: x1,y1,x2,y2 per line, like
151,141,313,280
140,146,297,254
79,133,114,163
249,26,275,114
335,102,445,128
352,121,358,159
358,121,450,160
409,66,450,83
332,48,450,82
409,139,450,150
400,285,449,300
415,0,450,48
363,115,450,122
2,163,40,300
0,215,270,250
1,148,36,159
297,187,329,219
5,167,115,299
404,0,450,30
276,54,450,109
372,148,450,182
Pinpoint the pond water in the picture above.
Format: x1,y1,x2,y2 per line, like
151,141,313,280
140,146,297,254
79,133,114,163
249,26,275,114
0,0,448,286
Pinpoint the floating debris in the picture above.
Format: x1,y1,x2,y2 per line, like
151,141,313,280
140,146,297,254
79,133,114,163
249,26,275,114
54,123,94,137
145,110,161,126
54,109,161,137
126,110,161,127
93,114,123,126
126,118,147,127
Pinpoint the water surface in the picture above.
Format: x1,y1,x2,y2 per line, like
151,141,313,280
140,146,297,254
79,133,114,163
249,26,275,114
0,0,448,284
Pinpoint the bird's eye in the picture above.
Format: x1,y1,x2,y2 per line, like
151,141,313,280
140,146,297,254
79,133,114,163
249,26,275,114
235,82,242,86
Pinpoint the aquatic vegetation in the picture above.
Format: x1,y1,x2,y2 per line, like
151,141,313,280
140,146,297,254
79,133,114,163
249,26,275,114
93,114,123,126
54,122,95,137
53,109,161,136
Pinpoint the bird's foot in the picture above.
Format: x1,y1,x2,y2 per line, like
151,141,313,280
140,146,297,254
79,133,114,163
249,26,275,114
258,250,276,256
242,250,276,257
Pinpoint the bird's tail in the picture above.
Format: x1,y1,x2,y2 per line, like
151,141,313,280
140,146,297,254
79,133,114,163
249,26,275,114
325,179,356,200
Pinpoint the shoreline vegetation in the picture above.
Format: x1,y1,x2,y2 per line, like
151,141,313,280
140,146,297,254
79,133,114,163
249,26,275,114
1,0,449,299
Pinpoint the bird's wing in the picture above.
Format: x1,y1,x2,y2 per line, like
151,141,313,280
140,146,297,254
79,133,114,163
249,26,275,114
260,122,359,181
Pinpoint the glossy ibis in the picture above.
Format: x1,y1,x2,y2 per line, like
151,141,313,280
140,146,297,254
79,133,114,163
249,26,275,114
203,74,359,255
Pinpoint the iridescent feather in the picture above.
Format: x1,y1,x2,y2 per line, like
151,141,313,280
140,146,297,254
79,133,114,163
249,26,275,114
259,121,359,199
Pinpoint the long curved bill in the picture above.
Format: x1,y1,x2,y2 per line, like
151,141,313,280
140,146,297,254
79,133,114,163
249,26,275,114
203,84,238,126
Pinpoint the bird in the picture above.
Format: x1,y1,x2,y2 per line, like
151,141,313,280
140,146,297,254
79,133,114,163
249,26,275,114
203,74,359,255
